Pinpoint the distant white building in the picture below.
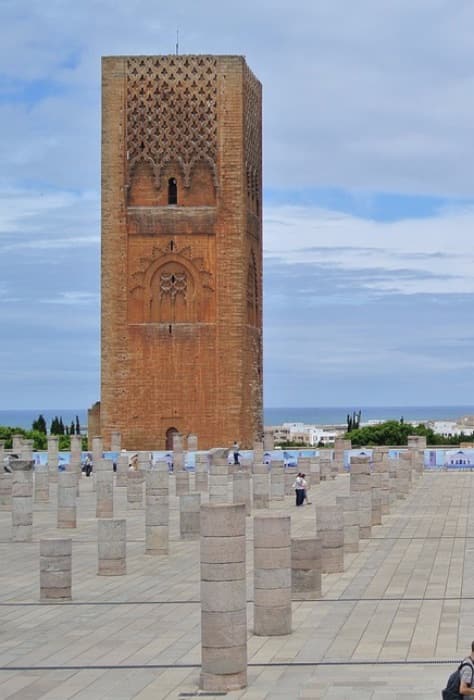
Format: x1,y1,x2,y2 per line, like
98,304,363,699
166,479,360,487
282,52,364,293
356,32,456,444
428,420,474,438
270,422,343,447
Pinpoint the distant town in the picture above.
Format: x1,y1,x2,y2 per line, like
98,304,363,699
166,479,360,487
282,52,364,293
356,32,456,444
268,415,474,447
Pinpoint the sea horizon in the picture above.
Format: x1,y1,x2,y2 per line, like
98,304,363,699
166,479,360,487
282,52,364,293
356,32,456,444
1,405,474,431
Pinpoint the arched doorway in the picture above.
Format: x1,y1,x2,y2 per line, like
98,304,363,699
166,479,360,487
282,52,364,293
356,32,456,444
165,427,179,450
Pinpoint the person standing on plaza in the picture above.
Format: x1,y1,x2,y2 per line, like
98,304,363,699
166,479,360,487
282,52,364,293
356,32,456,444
293,473,306,506
459,643,474,696
232,441,240,465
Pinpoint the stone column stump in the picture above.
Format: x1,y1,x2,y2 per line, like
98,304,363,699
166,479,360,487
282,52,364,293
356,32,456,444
180,493,201,539
34,465,49,504
175,470,190,497
96,470,114,519
145,465,169,555
254,513,292,635
200,503,247,692
284,466,298,496
116,451,129,487
47,436,59,484
336,495,360,553
358,490,373,538
97,519,126,575
270,462,285,500
317,505,344,573
127,469,144,509
40,538,72,601
291,536,322,600
209,463,229,504
11,460,33,542
0,472,12,511
233,470,251,515
252,463,269,509
195,454,209,493
57,471,77,528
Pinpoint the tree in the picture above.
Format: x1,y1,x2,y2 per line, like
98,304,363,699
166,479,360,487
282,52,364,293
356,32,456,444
75,415,81,435
32,414,47,434
70,421,75,435
346,410,362,433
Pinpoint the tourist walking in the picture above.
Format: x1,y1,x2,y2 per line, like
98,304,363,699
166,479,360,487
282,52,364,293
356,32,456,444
300,473,311,504
293,473,306,506
232,441,240,465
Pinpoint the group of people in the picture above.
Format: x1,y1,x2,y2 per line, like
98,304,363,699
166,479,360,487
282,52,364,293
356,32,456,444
293,472,311,506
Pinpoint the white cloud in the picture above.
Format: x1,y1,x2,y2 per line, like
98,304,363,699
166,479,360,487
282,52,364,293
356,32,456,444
264,204,474,295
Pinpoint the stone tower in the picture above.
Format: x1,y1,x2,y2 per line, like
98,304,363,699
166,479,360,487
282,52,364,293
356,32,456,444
100,55,263,450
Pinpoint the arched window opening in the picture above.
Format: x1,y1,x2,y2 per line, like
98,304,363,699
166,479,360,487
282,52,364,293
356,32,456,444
168,177,178,205
166,427,178,451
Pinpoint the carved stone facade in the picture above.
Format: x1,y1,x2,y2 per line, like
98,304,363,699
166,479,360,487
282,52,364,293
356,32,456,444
100,55,263,450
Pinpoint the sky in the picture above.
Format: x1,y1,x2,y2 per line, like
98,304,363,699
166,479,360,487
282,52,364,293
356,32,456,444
1,0,474,409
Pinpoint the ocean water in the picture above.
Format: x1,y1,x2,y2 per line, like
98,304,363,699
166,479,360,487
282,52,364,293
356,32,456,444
1,405,474,431
264,406,474,426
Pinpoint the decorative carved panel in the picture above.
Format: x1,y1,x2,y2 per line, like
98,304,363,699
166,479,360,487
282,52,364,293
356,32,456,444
126,56,218,189
243,66,261,215
128,241,214,324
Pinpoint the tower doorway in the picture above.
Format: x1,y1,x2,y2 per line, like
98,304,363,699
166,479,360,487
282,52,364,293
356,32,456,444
166,427,179,450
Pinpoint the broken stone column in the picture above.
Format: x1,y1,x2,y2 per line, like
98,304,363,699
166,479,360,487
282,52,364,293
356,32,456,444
285,465,298,495
90,436,103,493
270,462,285,501
11,460,33,542
137,451,151,472
173,434,185,471
291,536,322,600
358,490,373,538
96,467,114,519
34,464,49,503
298,456,311,476
253,440,264,467
233,470,251,515
110,430,121,452
180,492,201,539
372,449,391,515
69,434,82,484
97,519,126,575
408,436,426,476
317,504,344,573
370,473,383,526
187,434,198,451
263,428,274,451
0,471,12,511
127,469,144,509
319,453,332,481
397,452,412,497
195,453,209,492
0,439,4,463
20,439,34,461
57,471,77,528
333,437,346,473
40,538,72,601
12,434,24,452
175,469,190,496
200,503,247,692
208,454,229,504
336,495,360,554
309,456,321,486
252,463,269,509
145,463,169,555
47,435,59,484
254,513,292,636
116,451,129,487
350,455,372,494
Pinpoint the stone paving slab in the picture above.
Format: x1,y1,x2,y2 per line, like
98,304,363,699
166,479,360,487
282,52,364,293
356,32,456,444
0,470,473,698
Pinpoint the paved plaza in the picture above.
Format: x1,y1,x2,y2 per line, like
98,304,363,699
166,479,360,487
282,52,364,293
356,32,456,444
1,469,473,699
